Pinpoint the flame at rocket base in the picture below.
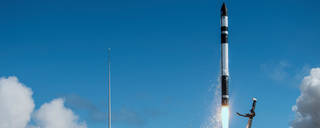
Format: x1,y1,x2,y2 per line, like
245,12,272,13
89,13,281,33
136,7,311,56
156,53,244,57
221,106,230,128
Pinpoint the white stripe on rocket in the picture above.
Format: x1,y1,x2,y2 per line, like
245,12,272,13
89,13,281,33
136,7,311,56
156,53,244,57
221,43,229,76
221,16,228,27
222,31,228,34
222,95,229,98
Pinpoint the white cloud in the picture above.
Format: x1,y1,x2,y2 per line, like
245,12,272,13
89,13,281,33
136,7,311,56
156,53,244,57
0,76,35,128
34,98,87,128
0,76,87,128
291,68,320,128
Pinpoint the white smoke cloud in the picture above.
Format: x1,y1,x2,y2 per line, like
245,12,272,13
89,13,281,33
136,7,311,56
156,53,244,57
0,76,35,128
0,76,86,128
291,68,320,128
33,98,87,128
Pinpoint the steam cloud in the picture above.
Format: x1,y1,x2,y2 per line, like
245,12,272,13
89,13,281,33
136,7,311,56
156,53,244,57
291,68,320,128
201,81,221,128
0,76,86,128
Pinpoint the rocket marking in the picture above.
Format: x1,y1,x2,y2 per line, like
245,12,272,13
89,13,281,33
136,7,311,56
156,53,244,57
221,43,229,76
221,16,228,27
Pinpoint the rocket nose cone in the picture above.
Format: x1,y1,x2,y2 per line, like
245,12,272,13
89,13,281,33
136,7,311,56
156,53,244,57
221,3,227,16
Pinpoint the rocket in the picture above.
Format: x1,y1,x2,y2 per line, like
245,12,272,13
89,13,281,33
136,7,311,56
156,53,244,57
220,2,229,106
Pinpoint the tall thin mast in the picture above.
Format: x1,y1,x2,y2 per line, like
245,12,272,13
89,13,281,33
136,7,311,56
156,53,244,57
108,48,111,128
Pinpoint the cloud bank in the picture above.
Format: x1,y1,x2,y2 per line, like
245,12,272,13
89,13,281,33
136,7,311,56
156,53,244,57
291,68,320,128
0,76,86,128
34,98,87,128
0,77,35,128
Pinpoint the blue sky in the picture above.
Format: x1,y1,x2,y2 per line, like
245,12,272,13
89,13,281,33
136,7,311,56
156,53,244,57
1,0,320,128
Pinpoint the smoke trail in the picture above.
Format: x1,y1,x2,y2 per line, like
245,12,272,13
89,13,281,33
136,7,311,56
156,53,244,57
201,81,221,128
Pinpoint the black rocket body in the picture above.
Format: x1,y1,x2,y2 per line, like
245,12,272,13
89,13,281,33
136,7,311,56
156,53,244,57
220,3,229,106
